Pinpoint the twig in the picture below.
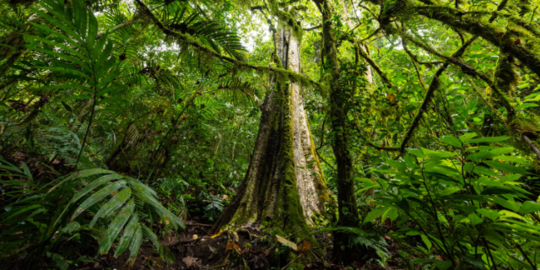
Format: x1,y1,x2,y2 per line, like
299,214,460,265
281,254,303,270
209,252,230,269
304,24,322,31
315,149,336,171
186,222,213,227
523,134,540,159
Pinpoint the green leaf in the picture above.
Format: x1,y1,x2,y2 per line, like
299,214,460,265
21,163,33,181
61,101,71,113
421,148,456,159
386,158,405,172
441,136,462,147
468,213,483,225
31,66,92,81
363,207,389,224
71,181,126,220
98,199,135,254
407,148,424,158
96,41,113,69
114,213,138,257
38,84,93,92
473,166,498,177
92,34,108,61
421,234,432,250
476,209,499,220
89,187,132,228
33,8,83,45
492,197,520,212
482,187,520,195
33,48,91,72
459,133,477,142
72,0,86,37
466,136,510,144
2,204,42,221
71,174,119,203
467,151,498,162
517,103,539,109
141,224,160,246
54,95,92,103
434,260,453,270
489,147,515,155
493,155,531,165
86,9,99,49
129,224,143,258
483,161,530,175
395,198,410,213
520,201,540,214
24,31,85,59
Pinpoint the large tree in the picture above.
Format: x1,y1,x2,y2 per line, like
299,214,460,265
210,1,331,239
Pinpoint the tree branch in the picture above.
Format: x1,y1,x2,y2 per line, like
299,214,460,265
134,0,323,90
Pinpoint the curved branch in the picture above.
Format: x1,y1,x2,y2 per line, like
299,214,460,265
357,43,393,88
135,0,323,91
364,0,540,77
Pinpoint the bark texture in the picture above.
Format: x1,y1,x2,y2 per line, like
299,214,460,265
314,0,367,263
210,22,329,237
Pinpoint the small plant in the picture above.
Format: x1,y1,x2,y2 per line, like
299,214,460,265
359,135,540,269
204,194,224,222
0,159,183,268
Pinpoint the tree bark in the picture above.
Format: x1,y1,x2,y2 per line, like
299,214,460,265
315,0,367,264
210,22,330,239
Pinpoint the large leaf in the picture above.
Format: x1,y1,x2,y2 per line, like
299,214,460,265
114,213,139,257
466,136,510,144
89,187,132,228
71,174,120,203
483,161,530,175
71,181,126,220
129,224,143,258
520,201,540,214
98,199,135,254
363,207,389,224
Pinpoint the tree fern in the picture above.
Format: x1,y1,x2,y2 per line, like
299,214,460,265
158,0,248,61
24,0,126,163
0,161,184,265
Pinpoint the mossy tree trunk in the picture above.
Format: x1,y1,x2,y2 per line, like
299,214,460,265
210,18,330,239
313,0,368,264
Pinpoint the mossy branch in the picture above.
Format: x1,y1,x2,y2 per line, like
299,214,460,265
135,0,323,91
357,43,393,88
365,0,540,77
410,6,540,37
364,37,477,153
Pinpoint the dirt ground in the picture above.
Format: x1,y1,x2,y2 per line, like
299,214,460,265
72,219,403,270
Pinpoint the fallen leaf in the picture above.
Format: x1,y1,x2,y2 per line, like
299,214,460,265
211,229,223,239
226,242,241,252
386,94,396,104
296,241,312,254
276,235,297,250
13,151,26,160
182,256,201,268
163,214,169,225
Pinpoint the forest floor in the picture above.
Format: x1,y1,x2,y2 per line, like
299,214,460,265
74,217,404,270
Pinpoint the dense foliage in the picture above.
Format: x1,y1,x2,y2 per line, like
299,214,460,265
1,0,540,268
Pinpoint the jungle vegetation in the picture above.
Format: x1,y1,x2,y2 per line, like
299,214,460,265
1,0,540,269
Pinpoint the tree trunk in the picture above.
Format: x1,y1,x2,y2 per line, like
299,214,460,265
210,25,330,239
316,0,366,264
